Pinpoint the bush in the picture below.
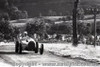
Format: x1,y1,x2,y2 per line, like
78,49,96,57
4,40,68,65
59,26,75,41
77,22,91,35
47,23,72,35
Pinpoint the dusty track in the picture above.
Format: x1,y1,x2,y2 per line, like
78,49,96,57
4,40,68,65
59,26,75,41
0,42,99,66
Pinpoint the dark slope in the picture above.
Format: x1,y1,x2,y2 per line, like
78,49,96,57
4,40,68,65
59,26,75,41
0,0,100,17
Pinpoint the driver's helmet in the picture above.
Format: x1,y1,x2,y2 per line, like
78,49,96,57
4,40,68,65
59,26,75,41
23,31,28,36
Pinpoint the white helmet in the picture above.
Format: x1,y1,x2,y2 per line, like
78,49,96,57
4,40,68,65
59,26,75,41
24,31,28,35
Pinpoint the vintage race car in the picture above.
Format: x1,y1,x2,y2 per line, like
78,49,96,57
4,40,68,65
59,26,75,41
15,36,44,55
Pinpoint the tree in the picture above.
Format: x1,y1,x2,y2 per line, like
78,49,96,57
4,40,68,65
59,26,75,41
26,23,37,36
47,23,72,35
77,8,84,20
0,13,10,20
21,10,28,19
77,22,90,35
58,23,72,34
3,13,10,20
8,6,19,20
26,18,46,38
47,24,58,35
0,19,13,39
8,6,28,20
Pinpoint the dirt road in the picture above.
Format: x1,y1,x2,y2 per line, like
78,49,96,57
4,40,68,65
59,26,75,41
0,42,99,66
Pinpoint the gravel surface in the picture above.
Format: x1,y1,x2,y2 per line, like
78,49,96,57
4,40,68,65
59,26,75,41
0,42,99,66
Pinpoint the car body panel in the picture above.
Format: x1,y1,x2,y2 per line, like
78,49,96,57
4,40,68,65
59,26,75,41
18,36,36,50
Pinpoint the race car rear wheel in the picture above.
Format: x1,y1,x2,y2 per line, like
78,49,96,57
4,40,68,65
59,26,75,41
40,44,44,55
18,43,22,54
35,42,38,53
15,41,19,53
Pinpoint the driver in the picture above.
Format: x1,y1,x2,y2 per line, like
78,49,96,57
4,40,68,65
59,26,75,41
22,31,29,40
19,31,29,44
20,31,35,44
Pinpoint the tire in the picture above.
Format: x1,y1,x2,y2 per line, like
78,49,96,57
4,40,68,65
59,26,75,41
18,43,22,54
40,44,44,55
15,41,19,53
28,41,35,50
35,42,38,53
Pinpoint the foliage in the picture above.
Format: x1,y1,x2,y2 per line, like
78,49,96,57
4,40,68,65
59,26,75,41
26,18,46,37
77,22,91,35
0,19,13,39
47,23,72,35
12,27,20,38
0,0,28,20
0,13,10,20
77,8,84,20
8,6,28,20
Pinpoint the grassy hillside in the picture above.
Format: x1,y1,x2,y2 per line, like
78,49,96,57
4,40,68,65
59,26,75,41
16,0,74,17
15,0,100,17
0,0,100,17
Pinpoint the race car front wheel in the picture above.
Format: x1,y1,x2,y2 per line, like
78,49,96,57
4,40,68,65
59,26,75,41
18,43,22,54
15,41,19,53
40,44,44,55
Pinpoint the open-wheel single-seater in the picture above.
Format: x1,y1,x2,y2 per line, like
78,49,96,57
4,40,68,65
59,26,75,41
15,34,44,55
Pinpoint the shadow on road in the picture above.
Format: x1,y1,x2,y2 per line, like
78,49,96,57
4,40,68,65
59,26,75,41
0,52,29,55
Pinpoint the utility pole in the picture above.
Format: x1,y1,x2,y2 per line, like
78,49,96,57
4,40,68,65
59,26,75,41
93,8,98,47
72,0,80,46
